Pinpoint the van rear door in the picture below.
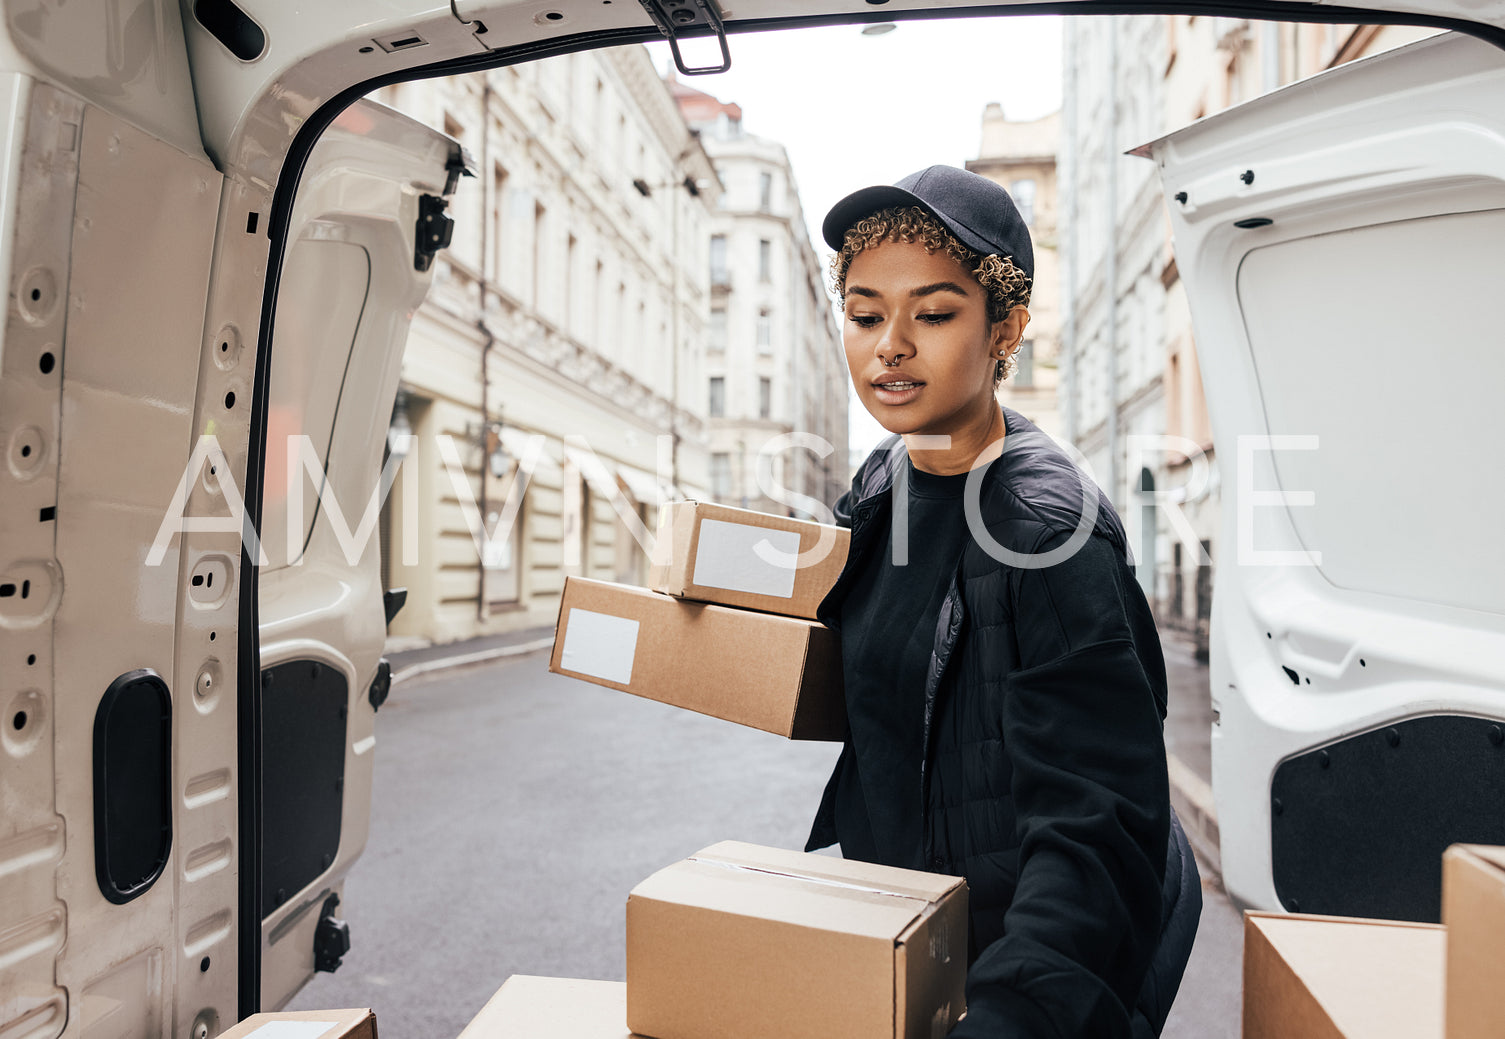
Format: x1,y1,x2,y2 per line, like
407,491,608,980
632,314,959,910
1142,30,1505,921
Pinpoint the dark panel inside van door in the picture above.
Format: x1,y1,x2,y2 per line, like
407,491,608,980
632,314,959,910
260,660,347,919
1272,714,1505,922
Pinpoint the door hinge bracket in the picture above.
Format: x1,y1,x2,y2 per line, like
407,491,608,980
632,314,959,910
415,194,453,272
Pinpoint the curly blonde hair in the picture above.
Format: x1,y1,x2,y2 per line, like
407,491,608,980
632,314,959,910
830,205,1033,383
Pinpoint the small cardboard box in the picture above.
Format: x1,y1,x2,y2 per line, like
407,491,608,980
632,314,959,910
549,576,845,741
649,500,850,619
1443,844,1505,1039
459,976,639,1038
626,841,967,1039
1242,911,1443,1039
218,1009,376,1039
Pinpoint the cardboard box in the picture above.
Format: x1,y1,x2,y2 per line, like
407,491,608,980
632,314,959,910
459,976,639,1038
626,841,967,1039
549,577,845,741
1242,911,1443,1039
1443,844,1505,1039
218,1008,376,1039
649,500,850,620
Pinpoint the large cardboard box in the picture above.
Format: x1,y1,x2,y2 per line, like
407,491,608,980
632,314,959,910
626,841,967,1039
459,976,638,1038
649,500,850,620
549,576,845,741
1443,844,1505,1039
1242,911,1443,1039
218,1009,376,1039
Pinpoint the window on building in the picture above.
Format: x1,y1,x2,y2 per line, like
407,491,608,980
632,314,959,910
482,495,523,604
758,172,773,212
709,307,727,352
636,300,646,367
710,452,733,499
1013,339,1035,387
759,377,772,419
561,469,588,574
565,234,577,334
594,78,606,142
715,111,743,140
532,200,547,310
491,163,509,285
1012,179,1037,225
593,258,605,348
708,376,725,418
442,111,464,141
757,309,772,354
758,239,772,282
614,501,649,586
616,281,627,366
709,234,728,285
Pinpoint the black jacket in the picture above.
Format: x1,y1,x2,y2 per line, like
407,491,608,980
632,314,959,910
807,406,1191,1038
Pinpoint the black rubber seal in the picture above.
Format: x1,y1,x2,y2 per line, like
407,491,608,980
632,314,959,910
237,1,1505,1016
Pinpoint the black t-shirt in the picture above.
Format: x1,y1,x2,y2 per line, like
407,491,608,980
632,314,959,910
834,458,971,869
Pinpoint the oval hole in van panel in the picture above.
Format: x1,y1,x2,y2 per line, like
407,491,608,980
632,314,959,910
93,670,172,904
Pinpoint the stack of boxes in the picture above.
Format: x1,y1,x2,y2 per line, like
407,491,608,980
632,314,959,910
449,501,968,1038
549,501,852,740
1243,844,1505,1037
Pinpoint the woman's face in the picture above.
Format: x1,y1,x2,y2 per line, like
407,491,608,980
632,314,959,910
842,239,1016,438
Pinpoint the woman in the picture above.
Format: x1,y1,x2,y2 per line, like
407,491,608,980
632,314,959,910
806,166,1201,1038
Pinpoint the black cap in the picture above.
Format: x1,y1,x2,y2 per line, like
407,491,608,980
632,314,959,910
822,165,1034,280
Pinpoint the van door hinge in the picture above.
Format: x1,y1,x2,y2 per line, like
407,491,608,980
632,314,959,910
415,194,453,272
638,0,731,75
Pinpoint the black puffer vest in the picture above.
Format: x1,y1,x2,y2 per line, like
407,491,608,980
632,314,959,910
805,406,1199,1038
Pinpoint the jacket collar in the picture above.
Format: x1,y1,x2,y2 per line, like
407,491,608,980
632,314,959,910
820,405,1130,630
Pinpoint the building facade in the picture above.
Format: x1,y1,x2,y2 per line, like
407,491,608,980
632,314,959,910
1060,16,1438,652
371,46,720,645
968,106,1062,443
672,80,850,518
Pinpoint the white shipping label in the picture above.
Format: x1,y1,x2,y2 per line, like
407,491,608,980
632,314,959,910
691,518,801,599
240,1023,343,1039
560,608,640,684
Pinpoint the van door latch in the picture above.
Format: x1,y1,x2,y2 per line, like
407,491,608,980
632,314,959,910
314,893,351,972
638,0,731,75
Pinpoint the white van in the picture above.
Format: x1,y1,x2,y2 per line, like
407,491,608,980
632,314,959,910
0,2,1501,1035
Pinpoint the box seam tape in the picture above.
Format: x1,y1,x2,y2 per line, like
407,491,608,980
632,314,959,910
687,856,934,905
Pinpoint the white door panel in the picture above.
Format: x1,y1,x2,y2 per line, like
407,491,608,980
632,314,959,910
1147,31,1505,920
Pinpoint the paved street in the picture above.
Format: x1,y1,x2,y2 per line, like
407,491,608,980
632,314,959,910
289,634,1241,1038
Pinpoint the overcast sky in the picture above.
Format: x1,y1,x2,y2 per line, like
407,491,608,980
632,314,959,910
649,15,1064,459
